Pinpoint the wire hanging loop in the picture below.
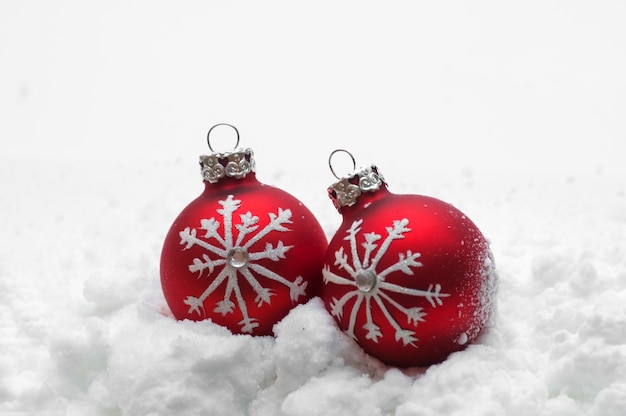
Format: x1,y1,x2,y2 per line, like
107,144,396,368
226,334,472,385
207,123,240,152
328,149,356,179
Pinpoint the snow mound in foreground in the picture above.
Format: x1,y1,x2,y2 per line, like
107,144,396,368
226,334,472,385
1,160,626,416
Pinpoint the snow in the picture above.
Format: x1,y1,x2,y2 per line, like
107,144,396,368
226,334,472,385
1,1,626,415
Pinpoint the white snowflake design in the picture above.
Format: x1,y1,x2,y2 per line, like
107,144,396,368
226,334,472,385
322,218,450,347
178,195,307,333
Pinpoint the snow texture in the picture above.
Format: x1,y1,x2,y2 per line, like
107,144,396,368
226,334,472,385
2,1,626,415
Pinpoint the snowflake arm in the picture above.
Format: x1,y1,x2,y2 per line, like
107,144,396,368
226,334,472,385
200,218,226,247
361,232,381,269
344,219,363,270
186,267,231,316
329,291,358,319
240,267,275,307
378,282,449,307
370,218,411,270
347,295,364,341
179,227,198,250
333,247,357,278
214,299,235,316
290,276,307,302
363,296,382,342
373,294,417,347
220,269,237,306
231,278,259,333
322,265,355,286
268,208,293,231
377,250,422,280
247,263,307,302
242,208,293,250
188,255,227,277
378,291,426,325
179,227,227,258
238,317,260,334
184,296,205,317
248,241,293,262
234,212,259,247
216,195,241,247
213,270,239,316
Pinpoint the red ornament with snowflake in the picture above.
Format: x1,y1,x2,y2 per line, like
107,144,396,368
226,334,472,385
160,125,327,335
322,152,497,367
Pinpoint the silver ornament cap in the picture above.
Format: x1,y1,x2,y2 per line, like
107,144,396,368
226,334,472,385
199,123,256,183
327,150,386,211
199,148,256,183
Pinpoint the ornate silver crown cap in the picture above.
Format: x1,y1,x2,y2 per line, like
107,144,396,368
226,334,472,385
199,123,256,183
199,148,256,183
328,164,386,210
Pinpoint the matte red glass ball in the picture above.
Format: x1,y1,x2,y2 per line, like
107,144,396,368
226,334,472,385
161,173,327,336
322,185,496,367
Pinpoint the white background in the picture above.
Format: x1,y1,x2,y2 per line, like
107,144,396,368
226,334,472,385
2,1,625,173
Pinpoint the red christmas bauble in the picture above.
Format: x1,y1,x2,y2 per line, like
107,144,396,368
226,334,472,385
322,162,497,367
160,134,327,336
